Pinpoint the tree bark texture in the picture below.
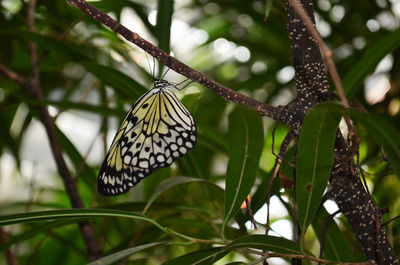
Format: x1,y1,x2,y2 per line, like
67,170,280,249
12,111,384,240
285,0,398,263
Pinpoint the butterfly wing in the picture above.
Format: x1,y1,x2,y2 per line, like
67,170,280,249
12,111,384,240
97,83,196,196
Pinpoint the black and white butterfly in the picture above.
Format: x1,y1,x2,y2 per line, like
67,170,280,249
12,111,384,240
97,77,196,196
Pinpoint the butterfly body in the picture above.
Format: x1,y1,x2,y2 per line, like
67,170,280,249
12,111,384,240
98,79,196,196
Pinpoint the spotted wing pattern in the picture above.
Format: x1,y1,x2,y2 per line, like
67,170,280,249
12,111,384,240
97,79,197,196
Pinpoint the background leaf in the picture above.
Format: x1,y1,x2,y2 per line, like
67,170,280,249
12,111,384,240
296,104,341,234
81,61,147,100
163,247,228,265
143,176,223,213
224,235,304,255
223,106,264,230
88,242,167,265
343,27,400,98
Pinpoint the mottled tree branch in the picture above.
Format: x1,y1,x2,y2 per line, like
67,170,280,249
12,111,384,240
286,0,398,263
287,0,357,149
65,0,303,129
287,0,349,109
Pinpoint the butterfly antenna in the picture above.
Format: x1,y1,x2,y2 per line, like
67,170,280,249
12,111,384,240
174,78,194,91
152,57,156,79
145,53,153,78
161,67,170,80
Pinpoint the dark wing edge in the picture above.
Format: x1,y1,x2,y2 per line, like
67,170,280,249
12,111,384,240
97,89,157,196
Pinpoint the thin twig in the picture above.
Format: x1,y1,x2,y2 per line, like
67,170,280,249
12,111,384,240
318,210,340,262
0,228,19,265
245,198,258,230
382,214,400,226
0,64,26,87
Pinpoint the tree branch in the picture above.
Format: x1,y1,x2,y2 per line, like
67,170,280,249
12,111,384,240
65,0,303,129
287,0,349,108
285,0,398,263
287,0,357,147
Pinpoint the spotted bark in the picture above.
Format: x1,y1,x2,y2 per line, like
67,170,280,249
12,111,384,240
286,0,398,263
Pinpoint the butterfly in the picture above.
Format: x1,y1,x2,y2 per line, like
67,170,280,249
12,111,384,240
97,78,197,196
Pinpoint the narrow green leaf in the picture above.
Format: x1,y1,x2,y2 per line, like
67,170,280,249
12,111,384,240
343,27,400,98
143,176,224,213
224,107,264,228
0,209,163,231
224,235,303,255
236,169,278,224
296,105,341,234
80,62,147,100
163,247,228,265
155,0,174,75
88,242,167,265
156,0,173,54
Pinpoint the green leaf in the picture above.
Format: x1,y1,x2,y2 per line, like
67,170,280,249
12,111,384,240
155,0,173,76
156,0,173,54
88,242,167,265
163,247,228,265
0,209,164,231
224,235,303,255
296,104,341,234
236,169,278,225
143,176,224,213
80,62,147,100
343,27,400,98
224,107,264,229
